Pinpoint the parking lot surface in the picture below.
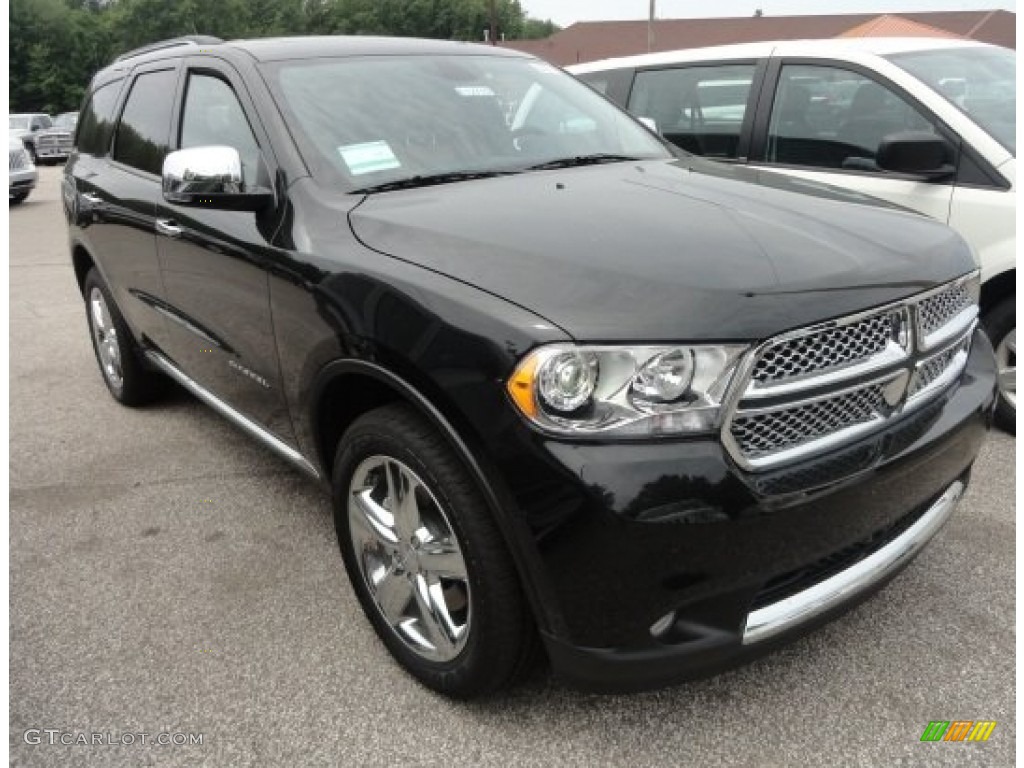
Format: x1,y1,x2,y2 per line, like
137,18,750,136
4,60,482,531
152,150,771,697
9,166,1015,766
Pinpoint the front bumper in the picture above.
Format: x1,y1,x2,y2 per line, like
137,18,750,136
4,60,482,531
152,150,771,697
9,166,37,194
496,330,996,692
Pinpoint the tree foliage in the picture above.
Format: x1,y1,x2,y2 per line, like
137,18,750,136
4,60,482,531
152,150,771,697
9,0,560,113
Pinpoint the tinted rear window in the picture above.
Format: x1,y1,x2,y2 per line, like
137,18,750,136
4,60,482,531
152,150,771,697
77,80,123,155
112,69,177,174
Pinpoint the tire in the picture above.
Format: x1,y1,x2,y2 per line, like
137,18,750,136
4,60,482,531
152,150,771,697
82,268,164,406
982,295,1015,434
9,191,29,205
332,403,538,698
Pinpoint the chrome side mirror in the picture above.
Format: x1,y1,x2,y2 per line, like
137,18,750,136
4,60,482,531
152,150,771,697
162,145,272,211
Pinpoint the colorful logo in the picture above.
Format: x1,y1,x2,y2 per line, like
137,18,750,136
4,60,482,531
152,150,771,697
920,721,997,742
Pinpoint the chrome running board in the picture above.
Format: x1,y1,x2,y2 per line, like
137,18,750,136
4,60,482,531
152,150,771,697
743,480,964,644
145,350,320,480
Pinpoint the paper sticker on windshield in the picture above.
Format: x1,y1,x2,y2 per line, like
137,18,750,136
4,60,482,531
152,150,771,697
338,141,401,175
455,85,495,97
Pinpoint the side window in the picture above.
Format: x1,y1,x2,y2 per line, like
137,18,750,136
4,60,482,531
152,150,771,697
576,73,610,95
179,73,261,185
627,64,756,158
112,69,178,175
766,64,938,171
77,80,123,155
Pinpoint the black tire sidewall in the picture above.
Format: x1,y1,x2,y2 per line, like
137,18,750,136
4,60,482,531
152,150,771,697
82,268,156,405
983,295,1015,433
331,406,531,698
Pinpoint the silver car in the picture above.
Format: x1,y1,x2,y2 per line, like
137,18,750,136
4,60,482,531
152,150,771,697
9,113,73,163
9,135,38,204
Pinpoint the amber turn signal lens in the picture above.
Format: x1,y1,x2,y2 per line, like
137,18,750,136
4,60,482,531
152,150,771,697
507,354,539,418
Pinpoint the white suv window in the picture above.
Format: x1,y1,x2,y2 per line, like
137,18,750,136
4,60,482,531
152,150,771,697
766,64,937,171
627,64,757,158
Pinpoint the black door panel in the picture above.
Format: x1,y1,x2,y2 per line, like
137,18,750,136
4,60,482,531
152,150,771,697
155,61,294,441
155,209,294,439
78,163,169,345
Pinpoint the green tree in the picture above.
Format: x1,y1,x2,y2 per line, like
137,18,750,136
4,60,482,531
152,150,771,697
9,0,560,112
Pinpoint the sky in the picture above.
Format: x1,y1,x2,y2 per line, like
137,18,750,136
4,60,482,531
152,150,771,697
519,0,1016,26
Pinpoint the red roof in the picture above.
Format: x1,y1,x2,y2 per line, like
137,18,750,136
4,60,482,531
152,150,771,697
839,14,965,39
500,10,1014,65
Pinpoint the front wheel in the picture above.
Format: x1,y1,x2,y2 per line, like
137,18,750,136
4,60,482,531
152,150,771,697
332,404,538,698
983,296,1015,434
9,191,30,205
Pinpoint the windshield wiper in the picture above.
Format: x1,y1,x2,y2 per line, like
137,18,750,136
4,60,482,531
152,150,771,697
524,154,639,171
351,170,518,194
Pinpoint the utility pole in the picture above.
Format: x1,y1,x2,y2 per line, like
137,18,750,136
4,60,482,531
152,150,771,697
489,0,498,45
647,0,656,52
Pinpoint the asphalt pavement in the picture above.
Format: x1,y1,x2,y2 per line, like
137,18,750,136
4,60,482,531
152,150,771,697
9,165,1016,767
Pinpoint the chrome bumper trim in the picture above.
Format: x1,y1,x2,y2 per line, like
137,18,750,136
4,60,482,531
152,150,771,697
144,350,320,480
742,480,963,645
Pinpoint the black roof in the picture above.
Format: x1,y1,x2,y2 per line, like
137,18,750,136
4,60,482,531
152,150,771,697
100,34,529,78
227,35,530,62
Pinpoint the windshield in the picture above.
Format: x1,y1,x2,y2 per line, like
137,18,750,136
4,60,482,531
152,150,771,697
55,113,78,129
268,55,670,191
886,47,1015,155
9,116,29,130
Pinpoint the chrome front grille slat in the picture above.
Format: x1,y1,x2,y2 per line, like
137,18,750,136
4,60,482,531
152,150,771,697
905,334,972,410
731,382,888,459
917,283,972,338
751,310,903,386
38,133,71,146
724,273,979,472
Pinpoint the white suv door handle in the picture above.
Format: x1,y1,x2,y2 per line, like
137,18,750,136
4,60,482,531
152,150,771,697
155,219,183,238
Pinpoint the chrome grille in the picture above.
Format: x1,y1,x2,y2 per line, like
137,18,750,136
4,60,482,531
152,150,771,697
724,273,979,472
731,384,886,458
37,132,72,148
917,283,972,338
908,335,972,399
751,311,901,385
9,149,28,170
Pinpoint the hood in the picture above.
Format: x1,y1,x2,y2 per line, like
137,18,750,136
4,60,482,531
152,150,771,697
348,159,974,341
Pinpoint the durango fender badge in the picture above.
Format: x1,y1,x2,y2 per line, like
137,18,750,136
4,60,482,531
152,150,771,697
228,359,271,389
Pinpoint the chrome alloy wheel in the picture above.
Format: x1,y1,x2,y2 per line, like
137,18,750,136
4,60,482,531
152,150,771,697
89,287,123,389
347,456,471,662
996,327,1016,410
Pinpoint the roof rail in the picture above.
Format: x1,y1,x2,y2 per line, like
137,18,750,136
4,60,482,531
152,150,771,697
113,35,224,63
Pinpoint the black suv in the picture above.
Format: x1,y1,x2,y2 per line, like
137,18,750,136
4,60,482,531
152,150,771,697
64,35,996,698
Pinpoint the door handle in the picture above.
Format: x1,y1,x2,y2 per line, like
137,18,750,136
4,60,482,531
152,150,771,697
155,219,183,238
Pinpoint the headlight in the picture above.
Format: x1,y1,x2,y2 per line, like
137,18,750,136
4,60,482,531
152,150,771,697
507,343,749,436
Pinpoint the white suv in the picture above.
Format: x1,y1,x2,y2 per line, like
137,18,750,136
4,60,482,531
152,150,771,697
571,38,1015,431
